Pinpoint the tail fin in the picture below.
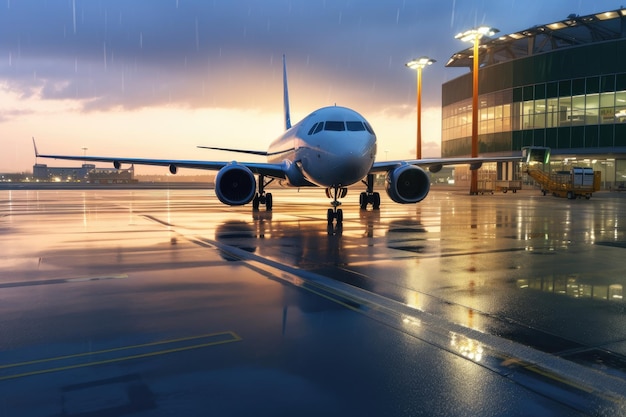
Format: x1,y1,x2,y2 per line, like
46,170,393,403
282,54,291,130
32,137,40,157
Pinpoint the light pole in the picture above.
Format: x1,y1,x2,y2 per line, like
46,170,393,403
406,57,435,160
455,26,498,194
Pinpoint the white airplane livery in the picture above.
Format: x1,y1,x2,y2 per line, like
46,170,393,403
34,56,519,225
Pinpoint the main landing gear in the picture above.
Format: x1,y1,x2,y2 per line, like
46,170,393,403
359,174,381,210
252,175,274,211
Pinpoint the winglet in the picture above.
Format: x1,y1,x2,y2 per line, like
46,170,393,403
32,137,40,157
283,54,291,130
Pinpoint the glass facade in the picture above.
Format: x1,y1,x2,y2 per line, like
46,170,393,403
442,75,626,155
442,91,513,156
442,36,626,188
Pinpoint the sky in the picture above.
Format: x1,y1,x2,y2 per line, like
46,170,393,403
0,0,622,174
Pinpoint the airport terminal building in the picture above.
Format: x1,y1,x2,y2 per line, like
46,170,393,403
443,7,626,189
33,163,135,183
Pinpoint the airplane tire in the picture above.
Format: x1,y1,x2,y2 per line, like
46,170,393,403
336,209,343,224
252,195,260,211
266,193,273,210
327,208,334,224
372,193,381,210
359,192,368,210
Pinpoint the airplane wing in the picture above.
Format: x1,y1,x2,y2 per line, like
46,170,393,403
196,145,292,158
33,139,287,178
370,155,522,173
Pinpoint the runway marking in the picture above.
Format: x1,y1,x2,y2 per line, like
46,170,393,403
189,234,626,413
0,274,128,288
0,331,241,381
388,245,528,258
132,212,626,413
523,364,594,394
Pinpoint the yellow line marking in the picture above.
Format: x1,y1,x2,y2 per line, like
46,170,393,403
0,331,237,370
524,365,595,394
0,331,241,381
0,274,128,289
66,274,128,283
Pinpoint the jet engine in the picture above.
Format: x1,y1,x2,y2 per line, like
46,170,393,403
385,165,430,204
215,164,256,205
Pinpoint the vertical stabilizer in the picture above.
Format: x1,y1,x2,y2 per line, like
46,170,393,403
283,55,292,130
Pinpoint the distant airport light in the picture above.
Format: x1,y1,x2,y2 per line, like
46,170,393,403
406,56,436,160
405,57,435,71
455,26,498,195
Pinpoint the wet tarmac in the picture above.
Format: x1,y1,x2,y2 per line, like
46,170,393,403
2,186,626,416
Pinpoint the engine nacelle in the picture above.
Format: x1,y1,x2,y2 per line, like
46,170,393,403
428,164,443,173
470,161,483,170
215,163,256,206
385,164,431,204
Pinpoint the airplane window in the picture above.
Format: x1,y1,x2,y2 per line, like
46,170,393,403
314,122,324,134
346,121,366,131
324,121,345,131
364,122,375,135
308,123,319,135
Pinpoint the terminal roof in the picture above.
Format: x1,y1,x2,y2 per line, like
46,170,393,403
446,8,626,69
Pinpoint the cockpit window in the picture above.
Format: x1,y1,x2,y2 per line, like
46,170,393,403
324,121,345,131
310,120,372,134
308,122,325,135
346,121,366,131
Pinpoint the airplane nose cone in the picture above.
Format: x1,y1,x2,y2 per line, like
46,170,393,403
336,150,373,181
306,132,375,187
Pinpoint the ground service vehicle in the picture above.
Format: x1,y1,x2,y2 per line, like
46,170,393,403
522,147,601,199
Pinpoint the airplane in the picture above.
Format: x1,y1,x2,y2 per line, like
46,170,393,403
34,55,520,225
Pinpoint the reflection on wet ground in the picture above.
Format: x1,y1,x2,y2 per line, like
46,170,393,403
518,275,623,302
2,187,626,415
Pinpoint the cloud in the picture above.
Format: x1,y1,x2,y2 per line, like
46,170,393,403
0,107,34,123
0,1,456,113
1,0,623,173
0,0,621,115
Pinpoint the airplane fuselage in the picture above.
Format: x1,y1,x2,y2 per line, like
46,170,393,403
267,106,377,188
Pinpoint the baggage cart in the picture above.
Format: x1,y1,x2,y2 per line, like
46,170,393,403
477,179,495,194
495,180,522,193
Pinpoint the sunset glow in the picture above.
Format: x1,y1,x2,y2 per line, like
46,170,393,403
0,0,617,174
3,82,441,174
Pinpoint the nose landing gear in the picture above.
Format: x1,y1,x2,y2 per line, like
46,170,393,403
326,186,347,225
